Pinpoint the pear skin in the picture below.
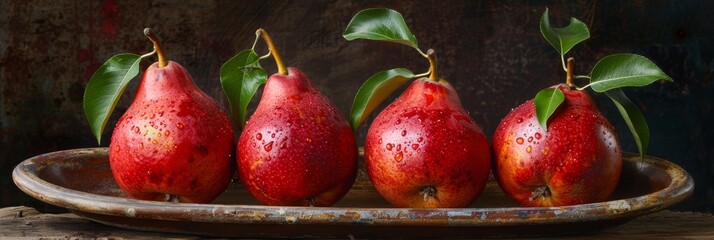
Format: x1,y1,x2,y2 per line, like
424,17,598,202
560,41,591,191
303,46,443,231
365,78,491,208
238,67,357,207
109,61,235,203
493,84,622,207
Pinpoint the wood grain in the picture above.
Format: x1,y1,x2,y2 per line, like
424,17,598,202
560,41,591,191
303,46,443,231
0,206,198,239
1,206,713,239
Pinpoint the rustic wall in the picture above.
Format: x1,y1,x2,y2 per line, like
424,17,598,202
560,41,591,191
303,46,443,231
1,0,712,212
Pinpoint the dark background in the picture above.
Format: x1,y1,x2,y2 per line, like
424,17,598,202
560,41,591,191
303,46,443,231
1,0,712,212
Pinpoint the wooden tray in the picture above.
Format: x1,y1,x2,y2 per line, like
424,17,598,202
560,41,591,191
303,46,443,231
12,148,693,238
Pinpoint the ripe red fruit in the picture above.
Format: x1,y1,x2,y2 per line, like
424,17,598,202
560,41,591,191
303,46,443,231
493,84,622,207
237,67,358,207
365,78,491,208
110,61,235,203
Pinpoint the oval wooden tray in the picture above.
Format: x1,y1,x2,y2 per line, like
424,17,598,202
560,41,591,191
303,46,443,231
13,148,693,238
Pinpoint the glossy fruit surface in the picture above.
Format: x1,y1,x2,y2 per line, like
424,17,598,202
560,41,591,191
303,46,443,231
237,67,357,206
493,84,622,207
365,78,491,208
109,61,235,203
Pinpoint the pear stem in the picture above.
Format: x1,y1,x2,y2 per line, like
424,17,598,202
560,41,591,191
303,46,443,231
165,194,180,203
426,49,438,81
565,57,574,87
528,186,551,202
256,28,287,75
306,197,316,207
144,28,168,68
419,186,436,202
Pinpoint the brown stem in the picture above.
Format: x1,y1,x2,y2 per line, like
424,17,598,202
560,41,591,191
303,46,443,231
256,28,287,75
426,49,438,81
566,57,574,87
419,186,436,202
306,197,316,207
528,186,551,202
165,194,180,203
144,28,167,68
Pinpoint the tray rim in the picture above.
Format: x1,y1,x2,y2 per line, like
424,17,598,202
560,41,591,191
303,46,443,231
12,147,694,227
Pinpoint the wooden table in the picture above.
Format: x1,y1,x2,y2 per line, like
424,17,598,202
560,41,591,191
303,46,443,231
1,206,712,239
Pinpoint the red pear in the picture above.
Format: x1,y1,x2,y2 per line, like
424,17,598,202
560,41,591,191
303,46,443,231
365,78,491,208
237,67,357,207
493,84,622,207
109,31,234,203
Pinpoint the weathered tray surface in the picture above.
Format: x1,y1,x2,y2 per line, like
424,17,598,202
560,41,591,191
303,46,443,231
13,148,693,238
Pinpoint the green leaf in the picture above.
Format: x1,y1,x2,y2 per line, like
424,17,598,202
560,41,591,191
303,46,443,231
83,53,146,145
605,88,649,158
343,8,419,50
534,88,565,131
589,53,673,92
220,49,267,129
539,8,590,56
350,68,415,129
